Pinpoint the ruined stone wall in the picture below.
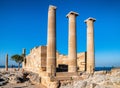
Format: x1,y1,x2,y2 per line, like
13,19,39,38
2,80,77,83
77,52,86,71
56,52,68,67
56,52,86,72
23,46,86,73
23,46,47,74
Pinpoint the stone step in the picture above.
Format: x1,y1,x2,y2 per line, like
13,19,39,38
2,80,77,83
55,77,72,81
56,72,78,77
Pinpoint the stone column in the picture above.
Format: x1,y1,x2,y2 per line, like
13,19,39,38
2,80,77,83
66,11,79,72
47,5,57,76
22,48,26,56
22,48,26,66
5,54,8,71
85,17,96,73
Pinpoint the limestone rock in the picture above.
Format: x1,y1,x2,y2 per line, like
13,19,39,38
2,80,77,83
27,72,41,84
60,80,72,86
60,69,120,88
77,81,87,88
90,83,97,88
0,77,8,86
48,81,60,88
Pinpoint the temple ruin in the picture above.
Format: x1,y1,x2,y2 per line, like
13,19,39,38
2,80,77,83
22,5,96,87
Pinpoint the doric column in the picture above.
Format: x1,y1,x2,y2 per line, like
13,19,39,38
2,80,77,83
85,17,96,73
47,5,57,76
5,53,8,71
66,11,79,72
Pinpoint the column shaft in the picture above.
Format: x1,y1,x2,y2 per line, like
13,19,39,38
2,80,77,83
47,5,56,76
85,17,96,73
22,48,26,56
22,48,26,67
5,54,8,71
67,11,78,72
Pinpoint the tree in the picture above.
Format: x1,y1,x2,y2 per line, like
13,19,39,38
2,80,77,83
11,54,24,70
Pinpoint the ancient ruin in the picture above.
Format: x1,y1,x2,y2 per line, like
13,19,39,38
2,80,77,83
22,5,96,87
5,54,8,71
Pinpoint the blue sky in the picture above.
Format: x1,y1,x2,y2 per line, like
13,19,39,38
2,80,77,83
0,0,120,67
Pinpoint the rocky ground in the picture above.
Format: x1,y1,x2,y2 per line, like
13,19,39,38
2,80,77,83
0,68,120,88
0,68,46,88
60,68,120,88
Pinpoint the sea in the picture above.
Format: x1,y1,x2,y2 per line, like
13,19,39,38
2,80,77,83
95,67,113,71
0,66,22,68
0,66,113,71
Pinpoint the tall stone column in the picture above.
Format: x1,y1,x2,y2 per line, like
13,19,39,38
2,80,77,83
22,48,26,66
5,54,8,71
47,5,57,76
67,11,78,72
85,17,96,73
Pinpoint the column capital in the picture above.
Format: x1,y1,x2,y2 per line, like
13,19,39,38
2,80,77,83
66,11,79,18
49,5,57,10
84,17,96,23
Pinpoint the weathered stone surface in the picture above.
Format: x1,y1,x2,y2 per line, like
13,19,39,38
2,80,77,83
67,11,78,72
0,70,30,84
27,72,41,84
85,17,96,73
24,49,86,74
46,5,57,76
8,72,29,83
60,80,72,86
0,77,8,86
89,83,97,88
5,54,8,71
60,70,120,88
23,46,47,74
48,81,60,88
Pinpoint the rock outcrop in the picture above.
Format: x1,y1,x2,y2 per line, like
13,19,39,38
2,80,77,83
60,69,120,88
